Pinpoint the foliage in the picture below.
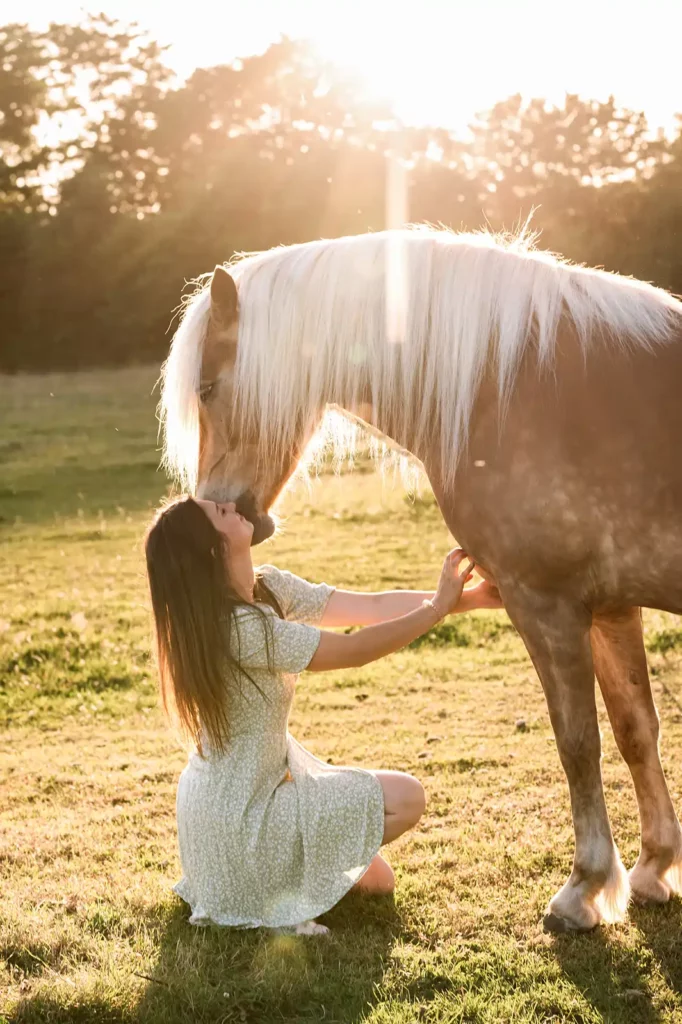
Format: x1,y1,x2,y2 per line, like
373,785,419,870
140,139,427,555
0,19,681,373
0,24,50,207
647,628,682,655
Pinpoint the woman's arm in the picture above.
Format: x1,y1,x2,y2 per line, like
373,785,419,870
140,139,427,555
307,601,442,671
308,549,489,672
320,589,433,627
320,580,502,627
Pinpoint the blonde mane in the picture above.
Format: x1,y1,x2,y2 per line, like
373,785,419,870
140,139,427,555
160,226,682,492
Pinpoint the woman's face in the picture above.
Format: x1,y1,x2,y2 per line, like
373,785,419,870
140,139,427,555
195,499,254,551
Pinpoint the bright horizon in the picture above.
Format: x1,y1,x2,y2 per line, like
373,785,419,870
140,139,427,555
15,0,682,134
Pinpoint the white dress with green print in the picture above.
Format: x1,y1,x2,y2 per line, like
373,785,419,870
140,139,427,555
173,564,385,928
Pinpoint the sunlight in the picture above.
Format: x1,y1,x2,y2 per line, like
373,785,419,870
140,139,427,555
310,17,486,134
24,0,682,135
301,1,682,136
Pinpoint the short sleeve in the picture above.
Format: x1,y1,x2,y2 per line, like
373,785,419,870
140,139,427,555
230,606,322,674
258,564,335,625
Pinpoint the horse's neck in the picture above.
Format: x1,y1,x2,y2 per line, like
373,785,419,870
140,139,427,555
333,372,426,461
328,402,415,461
321,348,436,462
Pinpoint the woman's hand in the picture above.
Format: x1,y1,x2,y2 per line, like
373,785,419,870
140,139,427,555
463,579,504,610
432,549,476,618
309,549,502,672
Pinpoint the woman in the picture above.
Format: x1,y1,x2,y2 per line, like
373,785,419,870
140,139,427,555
145,495,502,934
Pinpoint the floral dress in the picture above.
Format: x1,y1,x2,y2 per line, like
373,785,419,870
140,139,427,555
173,564,385,928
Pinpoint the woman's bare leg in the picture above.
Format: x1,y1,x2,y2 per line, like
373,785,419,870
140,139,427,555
352,853,395,894
287,771,424,928
372,769,427,843
349,770,425,897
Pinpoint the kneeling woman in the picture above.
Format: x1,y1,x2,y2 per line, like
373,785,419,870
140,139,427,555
144,496,502,932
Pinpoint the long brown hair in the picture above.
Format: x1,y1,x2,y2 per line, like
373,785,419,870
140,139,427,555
144,496,282,756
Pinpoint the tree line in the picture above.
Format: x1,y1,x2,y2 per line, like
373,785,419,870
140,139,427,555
1,15,680,372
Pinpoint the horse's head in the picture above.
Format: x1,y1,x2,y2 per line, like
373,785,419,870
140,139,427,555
195,266,305,545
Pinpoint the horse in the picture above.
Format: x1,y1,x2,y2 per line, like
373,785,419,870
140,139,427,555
159,226,682,933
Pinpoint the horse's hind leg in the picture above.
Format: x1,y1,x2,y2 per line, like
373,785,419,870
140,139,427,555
501,585,629,932
591,608,682,903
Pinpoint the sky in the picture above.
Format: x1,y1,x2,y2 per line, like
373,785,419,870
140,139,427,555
13,0,682,134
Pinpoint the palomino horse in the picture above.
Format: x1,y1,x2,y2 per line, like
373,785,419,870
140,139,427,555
160,227,682,932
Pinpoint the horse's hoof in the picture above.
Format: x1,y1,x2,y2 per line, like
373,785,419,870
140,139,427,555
629,878,671,906
543,912,597,935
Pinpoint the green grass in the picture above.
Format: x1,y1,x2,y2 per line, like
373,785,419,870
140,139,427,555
1,366,682,1024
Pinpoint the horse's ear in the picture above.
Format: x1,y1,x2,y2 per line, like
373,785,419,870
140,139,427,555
210,265,238,326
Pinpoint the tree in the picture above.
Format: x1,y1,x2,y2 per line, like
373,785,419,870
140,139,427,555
0,16,173,215
49,14,174,214
467,93,667,233
1,17,680,373
0,24,51,209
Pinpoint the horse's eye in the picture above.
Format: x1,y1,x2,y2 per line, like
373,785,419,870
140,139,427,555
199,382,215,403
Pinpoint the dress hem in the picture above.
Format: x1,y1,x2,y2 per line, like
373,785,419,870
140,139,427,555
173,770,385,929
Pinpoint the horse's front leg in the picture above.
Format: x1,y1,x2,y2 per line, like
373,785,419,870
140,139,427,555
501,585,629,931
591,608,682,902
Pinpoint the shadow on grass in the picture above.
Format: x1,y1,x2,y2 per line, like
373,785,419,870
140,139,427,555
630,897,682,994
549,903,682,1024
12,892,400,1024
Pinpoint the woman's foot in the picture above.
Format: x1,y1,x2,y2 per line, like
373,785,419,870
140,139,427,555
294,919,330,936
274,919,330,936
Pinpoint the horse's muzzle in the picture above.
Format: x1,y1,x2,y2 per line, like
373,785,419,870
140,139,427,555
235,490,276,546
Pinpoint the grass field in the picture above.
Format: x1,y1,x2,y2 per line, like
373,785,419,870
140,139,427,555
1,366,682,1024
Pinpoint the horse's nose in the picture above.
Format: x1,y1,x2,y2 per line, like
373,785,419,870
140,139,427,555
235,490,258,521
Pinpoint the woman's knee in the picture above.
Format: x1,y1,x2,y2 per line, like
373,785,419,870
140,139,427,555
402,774,427,825
376,770,426,825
